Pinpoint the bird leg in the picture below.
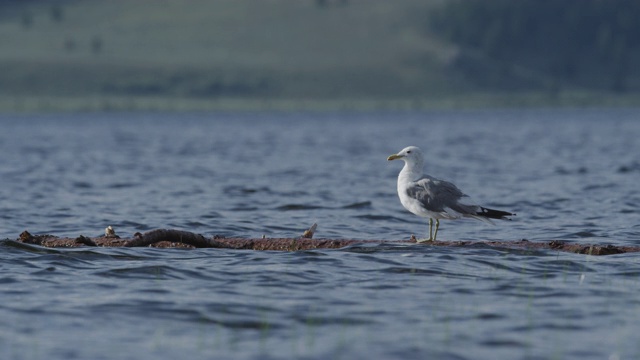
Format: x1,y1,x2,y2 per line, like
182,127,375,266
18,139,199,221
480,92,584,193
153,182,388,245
433,219,440,241
417,218,436,243
417,218,434,243
428,218,434,241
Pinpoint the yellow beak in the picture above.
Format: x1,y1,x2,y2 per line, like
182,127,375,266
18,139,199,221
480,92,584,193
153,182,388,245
387,154,403,161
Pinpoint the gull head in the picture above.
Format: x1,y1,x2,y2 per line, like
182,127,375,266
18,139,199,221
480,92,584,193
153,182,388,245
387,146,424,166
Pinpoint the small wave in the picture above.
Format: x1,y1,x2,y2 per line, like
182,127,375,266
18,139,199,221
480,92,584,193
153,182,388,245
72,181,93,189
114,220,151,230
564,230,599,238
263,224,302,232
201,211,223,219
274,204,326,211
583,183,616,191
475,312,506,320
96,265,184,280
555,166,588,175
223,185,273,196
355,214,414,222
382,266,444,276
618,162,640,173
107,182,139,189
480,338,529,348
535,198,572,210
534,259,595,273
292,314,375,326
354,214,397,221
341,201,372,209
184,221,208,228
229,205,259,211
0,239,61,254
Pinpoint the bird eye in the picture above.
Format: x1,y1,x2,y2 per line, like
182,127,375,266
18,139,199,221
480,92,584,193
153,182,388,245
407,150,411,154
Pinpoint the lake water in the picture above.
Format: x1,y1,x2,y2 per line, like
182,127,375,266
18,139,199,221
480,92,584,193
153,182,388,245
1,109,639,359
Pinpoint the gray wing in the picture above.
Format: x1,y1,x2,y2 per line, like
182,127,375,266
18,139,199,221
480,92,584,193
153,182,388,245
406,175,476,214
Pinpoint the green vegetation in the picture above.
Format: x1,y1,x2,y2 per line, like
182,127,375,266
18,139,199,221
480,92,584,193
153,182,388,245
0,0,638,112
430,0,640,93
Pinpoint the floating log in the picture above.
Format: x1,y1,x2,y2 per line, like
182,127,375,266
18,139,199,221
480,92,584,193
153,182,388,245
10,229,640,256
125,229,226,248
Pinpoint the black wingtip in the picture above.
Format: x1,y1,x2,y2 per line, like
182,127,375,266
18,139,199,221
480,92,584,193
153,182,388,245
477,207,515,220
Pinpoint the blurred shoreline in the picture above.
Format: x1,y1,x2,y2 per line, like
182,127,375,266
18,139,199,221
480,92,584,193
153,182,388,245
2,0,639,113
2,92,640,113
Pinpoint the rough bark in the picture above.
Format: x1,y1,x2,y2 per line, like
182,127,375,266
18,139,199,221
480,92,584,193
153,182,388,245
11,229,639,256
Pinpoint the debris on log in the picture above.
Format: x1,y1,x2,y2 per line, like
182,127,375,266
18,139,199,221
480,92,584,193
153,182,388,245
443,239,635,256
10,229,640,256
301,223,318,239
105,226,118,238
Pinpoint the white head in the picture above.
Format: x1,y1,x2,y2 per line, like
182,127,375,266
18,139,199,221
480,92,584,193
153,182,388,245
387,146,424,167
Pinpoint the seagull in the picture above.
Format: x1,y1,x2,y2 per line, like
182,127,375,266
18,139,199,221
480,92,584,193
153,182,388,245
387,146,514,242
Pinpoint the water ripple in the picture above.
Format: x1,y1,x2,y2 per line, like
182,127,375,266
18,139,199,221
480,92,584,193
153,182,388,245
274,204,327,211
2,111,640,360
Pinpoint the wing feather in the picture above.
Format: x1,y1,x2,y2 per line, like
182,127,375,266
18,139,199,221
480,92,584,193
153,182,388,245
405,175,468,213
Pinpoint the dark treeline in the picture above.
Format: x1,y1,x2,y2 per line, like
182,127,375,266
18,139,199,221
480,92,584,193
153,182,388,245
430,0,640,92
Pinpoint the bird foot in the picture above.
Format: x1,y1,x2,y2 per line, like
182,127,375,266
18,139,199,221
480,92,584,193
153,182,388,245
416,237,434,243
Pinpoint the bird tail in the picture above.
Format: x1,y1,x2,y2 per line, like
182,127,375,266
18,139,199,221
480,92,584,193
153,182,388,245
476,207,515,220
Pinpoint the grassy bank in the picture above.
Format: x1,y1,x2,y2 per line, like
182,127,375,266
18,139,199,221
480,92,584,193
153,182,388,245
2,91,639,113
0,0,638,112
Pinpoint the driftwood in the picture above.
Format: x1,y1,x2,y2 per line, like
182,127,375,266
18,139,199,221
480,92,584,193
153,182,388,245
125,229,226,248
10,226,640,256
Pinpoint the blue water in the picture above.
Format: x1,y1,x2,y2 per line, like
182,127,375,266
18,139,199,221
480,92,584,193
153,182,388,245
1,109,639,359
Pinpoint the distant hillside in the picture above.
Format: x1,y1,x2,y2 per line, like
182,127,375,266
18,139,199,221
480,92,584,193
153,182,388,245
0,0,638,111
430,0,640,93
0,1,458,101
